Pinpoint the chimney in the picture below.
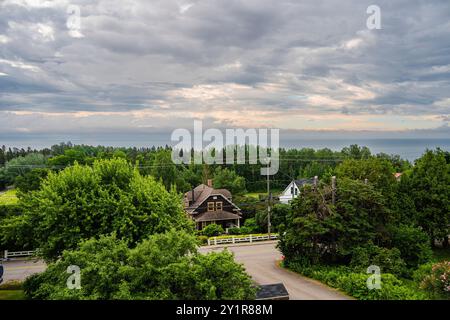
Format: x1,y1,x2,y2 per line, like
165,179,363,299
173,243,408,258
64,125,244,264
207,179,213,187
191,188,195,203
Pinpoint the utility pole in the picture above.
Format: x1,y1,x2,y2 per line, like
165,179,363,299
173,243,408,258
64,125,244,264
266,157,271,237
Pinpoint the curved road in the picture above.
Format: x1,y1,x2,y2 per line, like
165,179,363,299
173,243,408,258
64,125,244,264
199,241,351,300
3,241,350,300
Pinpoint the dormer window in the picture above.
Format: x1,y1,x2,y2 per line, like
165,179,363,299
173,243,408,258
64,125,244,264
207,202,215,211
216,202,223,211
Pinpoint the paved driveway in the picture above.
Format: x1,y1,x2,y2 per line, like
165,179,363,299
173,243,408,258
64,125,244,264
1,259,46,283
199,241,351,300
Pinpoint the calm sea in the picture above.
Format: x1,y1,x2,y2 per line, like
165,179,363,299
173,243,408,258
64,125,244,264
1,133,449,161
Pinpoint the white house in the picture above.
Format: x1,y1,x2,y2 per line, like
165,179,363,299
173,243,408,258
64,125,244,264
279,179,314,204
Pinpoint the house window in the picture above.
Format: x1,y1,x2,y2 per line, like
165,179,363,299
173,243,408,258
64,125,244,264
207,202,215,211
216,202,223,211
295,188,298,195
291,186,294,195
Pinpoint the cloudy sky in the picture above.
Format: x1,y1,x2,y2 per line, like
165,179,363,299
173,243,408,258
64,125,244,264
0,0,449,144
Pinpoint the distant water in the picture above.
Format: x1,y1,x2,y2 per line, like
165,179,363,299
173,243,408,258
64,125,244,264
280,138,450,161
1,133,449,161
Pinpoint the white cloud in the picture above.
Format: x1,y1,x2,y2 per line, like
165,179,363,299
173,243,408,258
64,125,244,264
0,35,11,44
0,59,41,72
0,0,448,135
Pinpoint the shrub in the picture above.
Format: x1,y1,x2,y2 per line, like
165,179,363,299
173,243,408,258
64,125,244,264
23,231,256,300
285,261,425,300
412,262,434,284
390,224,433,269
14,168,49,193
350,245,407,277
197,235,208,245
227,227,241,235
420,261,450,299
201,224,224,237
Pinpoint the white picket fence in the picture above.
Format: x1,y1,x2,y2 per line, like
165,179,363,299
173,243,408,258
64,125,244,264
3,250,36,260
207,234,278,246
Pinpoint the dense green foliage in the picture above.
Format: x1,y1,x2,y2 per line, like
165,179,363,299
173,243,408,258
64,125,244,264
279,179,392,265
201,224,225,237
1,141,448,301
213,167,246,195
14,168,49,193
418,261,450,299
23,230,256,300
279,148,449,300
285,262,425,300
0,153,47,189
400,149,450,243
1,158,192,261
389,225,433,269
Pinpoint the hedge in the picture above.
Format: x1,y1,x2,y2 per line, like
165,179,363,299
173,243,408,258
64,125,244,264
285,261,427,300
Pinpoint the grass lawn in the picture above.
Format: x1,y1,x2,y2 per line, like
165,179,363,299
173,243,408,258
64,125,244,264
0,290,25,300
243,192,263,199
243,189,283,199
0,189,18,205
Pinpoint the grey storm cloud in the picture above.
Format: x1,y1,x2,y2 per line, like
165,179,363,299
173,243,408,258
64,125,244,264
0,0,449,134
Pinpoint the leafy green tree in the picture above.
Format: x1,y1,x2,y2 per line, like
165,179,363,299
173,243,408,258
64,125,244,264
0,153,47,188
213,167,246,195
350,244,406,276
48,149,93,167
405,149,449,245
150,149,189,192
279,179,391,265
389,224,432,269
14,168,49,193
376,153,411,172
23,230,256,300
1,158,193,261
341,145,371,159
256,204,291,232
335,158,396,192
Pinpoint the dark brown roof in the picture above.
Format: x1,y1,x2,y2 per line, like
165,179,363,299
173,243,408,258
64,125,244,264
184,184,232,211
194,210,241,222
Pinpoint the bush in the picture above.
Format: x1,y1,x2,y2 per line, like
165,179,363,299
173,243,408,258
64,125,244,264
420,261,450,299
390,225,433,269
0,204,26,251
350,245,407,276
285,261,425,300
197,235,208,245
227,227,242,235
201,224,224,237
14,168,49,193
23,231,256,300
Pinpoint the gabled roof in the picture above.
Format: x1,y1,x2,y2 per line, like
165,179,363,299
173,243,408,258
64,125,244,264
281,179,313,194
194,210,241,222
294,179,314,186
184,184,234,212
